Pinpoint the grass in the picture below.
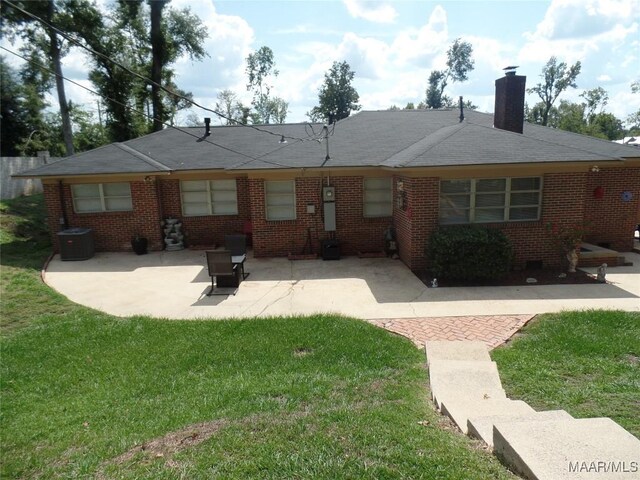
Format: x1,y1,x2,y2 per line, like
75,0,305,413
2,194,638,478
2,314,515,479
0,195,75,333
492,310,640,438
1,195,514,479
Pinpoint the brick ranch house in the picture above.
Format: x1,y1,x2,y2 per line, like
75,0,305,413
16,73,640,273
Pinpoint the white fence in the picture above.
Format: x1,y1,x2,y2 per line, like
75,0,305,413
0,152,59,200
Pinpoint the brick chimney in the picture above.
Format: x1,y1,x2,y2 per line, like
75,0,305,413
494,68,526,134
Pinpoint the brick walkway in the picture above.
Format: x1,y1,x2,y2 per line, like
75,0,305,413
368,315,535,350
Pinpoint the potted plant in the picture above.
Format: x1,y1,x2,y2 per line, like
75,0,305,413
131,234,148,255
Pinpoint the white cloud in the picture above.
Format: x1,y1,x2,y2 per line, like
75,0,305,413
521,0,638,63
172,1,254,100
391,5,448,67
336,32,390,80
530,0,636,40
343,0,398,24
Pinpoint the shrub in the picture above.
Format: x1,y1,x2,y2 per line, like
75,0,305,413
426,225,513,282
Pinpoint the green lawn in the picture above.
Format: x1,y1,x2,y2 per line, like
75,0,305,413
1,195,514,479
2,194,638,479
492,310,640,438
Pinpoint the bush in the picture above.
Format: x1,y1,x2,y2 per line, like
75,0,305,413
426,225,513,282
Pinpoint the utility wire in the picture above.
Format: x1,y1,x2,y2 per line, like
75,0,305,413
1,45,297,168
2,0,327,143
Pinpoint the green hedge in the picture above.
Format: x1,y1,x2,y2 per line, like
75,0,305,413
426,225,513,282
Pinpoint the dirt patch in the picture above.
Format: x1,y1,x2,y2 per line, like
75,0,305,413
293,347,313,357
421,268,599,288
98,420,226,476
621,353,640,365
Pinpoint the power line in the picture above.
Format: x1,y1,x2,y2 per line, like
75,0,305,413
2,0,326,143
1,45,296,168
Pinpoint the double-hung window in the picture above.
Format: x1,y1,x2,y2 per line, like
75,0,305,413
265,180,296,220
71,183,133,213
439,177,541,224
363,177,393,217
181,179,238,216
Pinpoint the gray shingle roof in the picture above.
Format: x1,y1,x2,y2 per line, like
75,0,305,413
14,109,639,178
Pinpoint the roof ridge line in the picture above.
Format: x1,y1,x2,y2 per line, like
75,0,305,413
115,143,172,171
383,122,467,168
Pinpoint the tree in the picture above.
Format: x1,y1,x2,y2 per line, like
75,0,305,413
527,56,581,126
0,56,33,156
585,112,623,140
150,0,169,132
245,46,287,124
73,0,207,141
1,0,75,155
626,80,640,135
309,60,360,123
215,89,250,125
532,93,624,141
580,87,608,122
556,100,586,133
425,38,474,109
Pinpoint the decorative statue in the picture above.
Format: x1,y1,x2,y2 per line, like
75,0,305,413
597,263,607,283
566,248,579,273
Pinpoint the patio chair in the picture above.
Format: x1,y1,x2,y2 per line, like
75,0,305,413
205,250,239,295
224,234,249,279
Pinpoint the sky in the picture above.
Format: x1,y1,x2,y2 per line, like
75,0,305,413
3,0,640,126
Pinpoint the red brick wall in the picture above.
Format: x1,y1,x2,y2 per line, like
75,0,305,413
584,167,640,252
400,172,589,272
42,166,638,268
393,176,439,271
250,176,392,258
159,178,251,247
502,172,587,268
44,180,163,252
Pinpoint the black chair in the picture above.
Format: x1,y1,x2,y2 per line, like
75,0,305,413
205,250,239,295
224,234,249,279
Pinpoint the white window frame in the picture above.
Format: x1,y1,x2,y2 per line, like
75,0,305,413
363,177,393,218
180,179,238,216
71,183,133,213
265,180,296,221
439,177,542,225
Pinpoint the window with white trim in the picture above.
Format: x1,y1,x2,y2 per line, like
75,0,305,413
181,179,238,216
363,177,392,217
71,183,133,213
265,180,296,220
439,177,541,224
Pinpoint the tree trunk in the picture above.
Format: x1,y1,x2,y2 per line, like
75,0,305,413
47,0,74,156
150,0,166,132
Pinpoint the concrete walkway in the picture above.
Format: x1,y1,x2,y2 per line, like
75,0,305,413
425,341,640,479
44,250,640,322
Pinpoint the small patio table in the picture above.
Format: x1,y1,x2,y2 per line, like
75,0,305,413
232,254,248,280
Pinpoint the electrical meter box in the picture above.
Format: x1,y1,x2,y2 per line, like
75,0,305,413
322,186,335,202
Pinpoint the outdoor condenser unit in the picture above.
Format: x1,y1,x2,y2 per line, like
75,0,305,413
57,228,95,261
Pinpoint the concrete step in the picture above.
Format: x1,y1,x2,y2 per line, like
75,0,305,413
440,398,534,434
425,340,491,367
428,360,505,409
493,417,640,479
468,409,573,447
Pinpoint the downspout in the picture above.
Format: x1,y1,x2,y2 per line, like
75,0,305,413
59,180,69,230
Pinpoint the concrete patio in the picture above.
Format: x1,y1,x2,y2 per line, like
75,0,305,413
44,249,640,321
